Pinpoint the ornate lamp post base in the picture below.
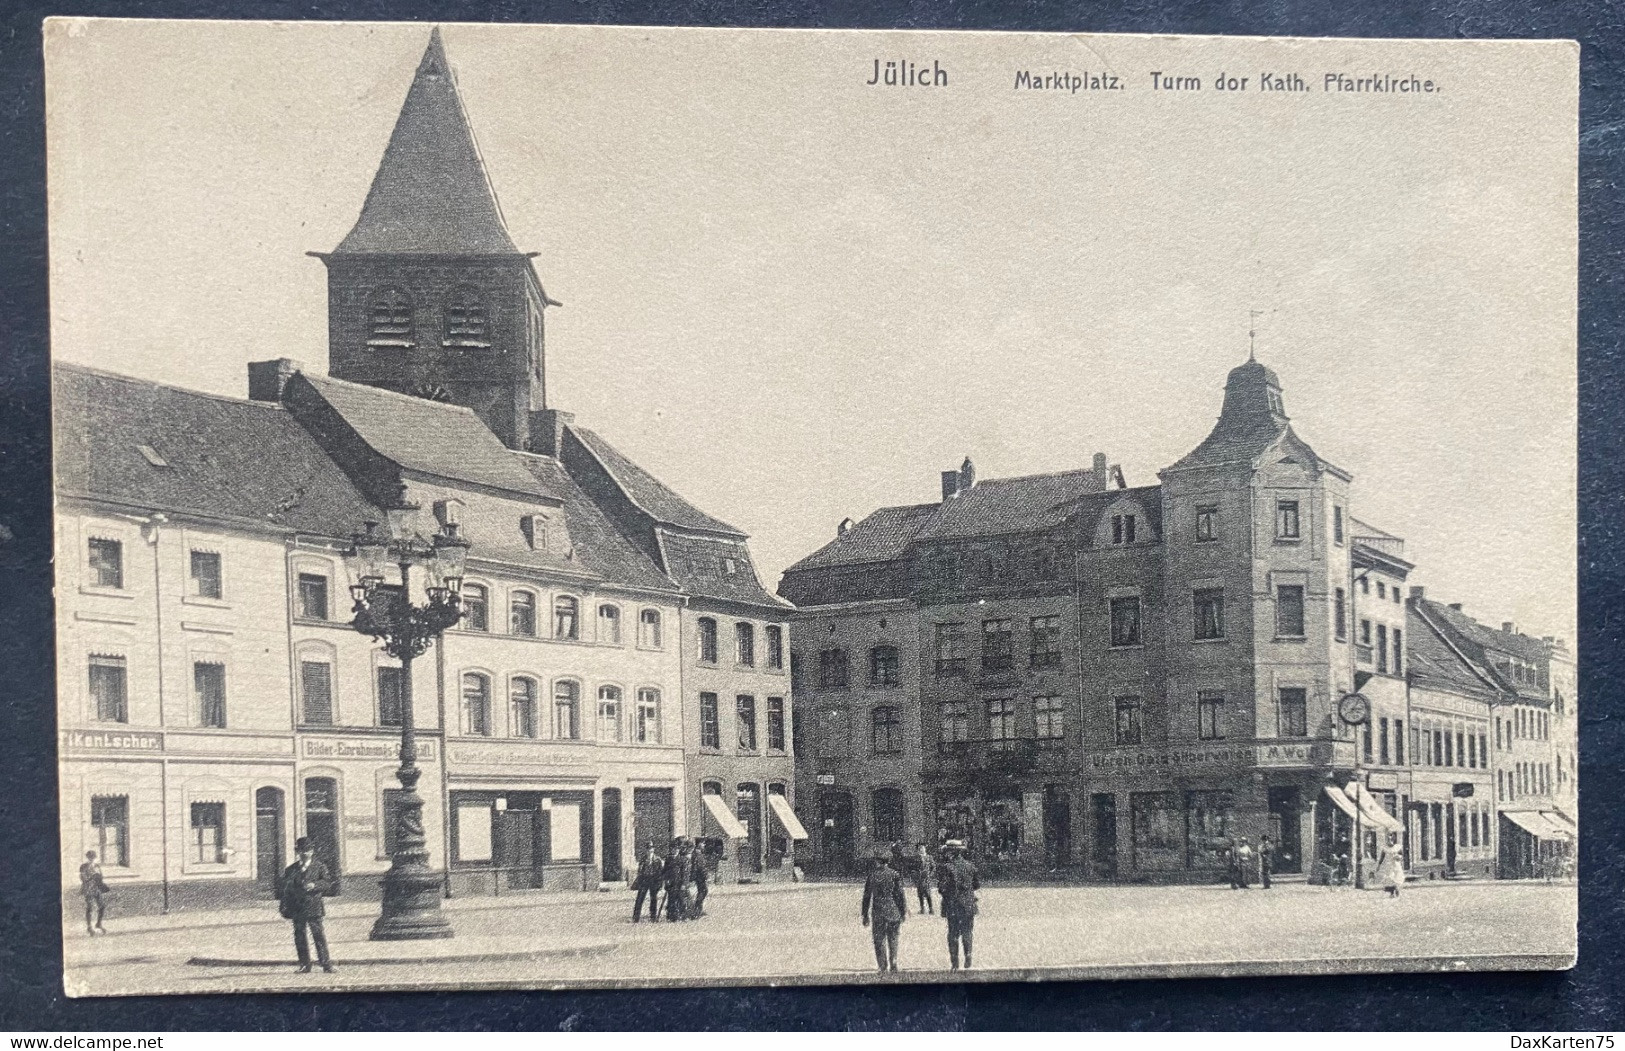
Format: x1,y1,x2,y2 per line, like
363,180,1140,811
370,866,455,941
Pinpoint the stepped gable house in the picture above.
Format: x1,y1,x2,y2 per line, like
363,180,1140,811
55,30,797,913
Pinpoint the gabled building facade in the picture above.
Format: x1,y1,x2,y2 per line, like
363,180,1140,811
55,29,796,912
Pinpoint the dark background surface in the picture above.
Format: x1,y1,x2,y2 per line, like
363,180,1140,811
1,0,1620,1032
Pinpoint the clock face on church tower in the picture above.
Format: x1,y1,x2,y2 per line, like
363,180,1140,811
1337,692,1371,726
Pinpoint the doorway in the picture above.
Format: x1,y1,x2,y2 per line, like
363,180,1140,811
303,777,341,876
1090,793,1117,880
1267,786,1303,874
255,786,285,886
632,787,674,856
1445,801,1457,874
819,791,855,875
494,807,538,889
601,789,623,883
737,783,763,876
1043,786,1072,868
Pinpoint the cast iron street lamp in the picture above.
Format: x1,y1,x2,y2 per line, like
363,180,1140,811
346,492,469,941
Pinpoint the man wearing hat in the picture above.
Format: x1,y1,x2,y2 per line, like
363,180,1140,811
663,836,692,922
861,848,908,973
936,840,979,970
277,836,338,973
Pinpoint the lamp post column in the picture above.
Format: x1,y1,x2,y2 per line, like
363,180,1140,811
371,561,454,942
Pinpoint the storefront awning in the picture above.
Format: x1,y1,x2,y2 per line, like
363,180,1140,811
767,792,809,840
1323,785,1360,820
1346,782,1405,834
1543,810,1577,837
701,793,748,838
1502,810,1557,840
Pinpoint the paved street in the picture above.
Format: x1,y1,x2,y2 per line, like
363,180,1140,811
63,879,1576,995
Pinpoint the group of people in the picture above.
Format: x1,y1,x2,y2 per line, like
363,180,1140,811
1224,834,1275,890
631,837,711,923
861,839,979,974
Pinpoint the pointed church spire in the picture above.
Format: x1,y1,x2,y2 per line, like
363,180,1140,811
333,28,520,255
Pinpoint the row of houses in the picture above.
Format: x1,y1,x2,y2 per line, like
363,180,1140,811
778,359,1577,883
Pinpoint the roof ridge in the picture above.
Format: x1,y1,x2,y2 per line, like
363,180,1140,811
54,361,284,411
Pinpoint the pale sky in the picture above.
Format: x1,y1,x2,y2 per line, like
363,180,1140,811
46,20,1578,642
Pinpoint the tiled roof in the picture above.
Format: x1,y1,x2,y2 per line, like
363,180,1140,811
917,468,1109,540
1419,597,1551,664
784,503,938,572
661,532,788,608
509,453,680,593
332,31,520,256
1406,605,1500,699
568,426,743,537
298,373,551,498
1073,485,1165,546
53,363,379,536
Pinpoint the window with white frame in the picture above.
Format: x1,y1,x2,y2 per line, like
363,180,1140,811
89,654,128,723
554,680,581,739
598,604,622,644
638,608,663,648
510,677,538,738
189,550,223,599
554,596,580,640
635,688,661,744
597,685,622,741
88,537,123,589
461,673,491,736
510,591,536,637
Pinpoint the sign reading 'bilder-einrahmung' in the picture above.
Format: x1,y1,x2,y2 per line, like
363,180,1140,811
46,18,1578,996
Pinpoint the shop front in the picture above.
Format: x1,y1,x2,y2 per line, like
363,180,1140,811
1499,809,1572,880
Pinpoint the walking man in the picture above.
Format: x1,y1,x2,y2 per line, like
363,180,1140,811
1259,835,1275,890
913,842,936,915
690,841,710,919
663,837,692,922
937,839,979,971
278,837,337,973
632,841,663,923
861,849,908,973
79,850,108,935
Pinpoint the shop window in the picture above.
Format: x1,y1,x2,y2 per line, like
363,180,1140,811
697,617,719,663
297,573,329,620
510,591,536,637
1186,790,1233,869
300,660,333,726
88,537,123,589
699,692,720,749
597,685,623,741
1030,615,1062,668
1110,597,1141,647
190,802,226,863
1131,791,1183,872
553,680,581,740
189,550,222,599
461,673,491,736
636,688,662,744
638,609,663,648
766,696,785,752
984,794,1024,861
870,646,900,687
1277,688,1308,738
91,795,129,867
871,706,902,755
194,661,227,728
89,654,128,723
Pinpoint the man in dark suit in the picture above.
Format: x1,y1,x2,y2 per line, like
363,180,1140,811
1259,834,1275,890
861,850,908,973
278,837,337,973
936,840,979,971
663,837,691,922
632,840,664,923
690,841,710,919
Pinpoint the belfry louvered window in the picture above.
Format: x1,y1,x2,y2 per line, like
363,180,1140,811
444,286,489,345
368,287,414,346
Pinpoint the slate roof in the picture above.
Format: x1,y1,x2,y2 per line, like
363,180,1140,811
1419,597,1551,665
53,363,379,536
917,468,1110,540
509,453,680,593
1166,358,1316,473
333,30,520,256
298,373,552,499
661,533,789,608
1405,605,1500,699
568,426,743,537
785,504,939,573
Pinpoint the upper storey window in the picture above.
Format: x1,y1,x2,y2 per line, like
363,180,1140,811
367,288,414,347
443,286,490,348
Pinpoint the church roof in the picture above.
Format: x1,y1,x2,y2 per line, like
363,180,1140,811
333,29,520,255
296,373,553,499
53,363,380,536
567,426,745,537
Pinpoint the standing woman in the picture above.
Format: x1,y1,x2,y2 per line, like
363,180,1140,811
79,850,109,935
1379,834,1404,898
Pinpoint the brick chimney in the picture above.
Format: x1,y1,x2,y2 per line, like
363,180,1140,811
1503,621,1518,635
1409,586,1425,601
247,358,306,402
941,470,960,501
528,408,575,457
1093,452,1108,486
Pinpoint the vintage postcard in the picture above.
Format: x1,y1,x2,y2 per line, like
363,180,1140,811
45,19,1577,995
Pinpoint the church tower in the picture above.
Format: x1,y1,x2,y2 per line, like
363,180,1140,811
316,29,554,450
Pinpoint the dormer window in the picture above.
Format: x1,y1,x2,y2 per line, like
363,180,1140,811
367,287,414,347
444,286,489,348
